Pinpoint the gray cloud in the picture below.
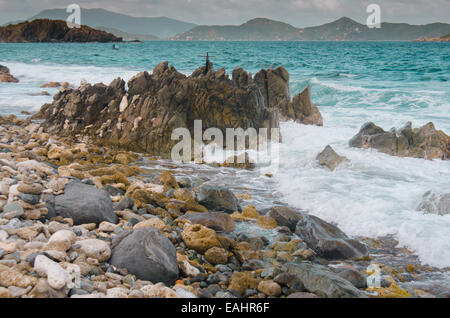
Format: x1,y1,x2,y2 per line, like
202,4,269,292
0,0,449,26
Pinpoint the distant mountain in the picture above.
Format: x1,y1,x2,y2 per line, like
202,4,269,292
30,8,196,38
0,19,122,43
96,26,159,41
172,17,450,41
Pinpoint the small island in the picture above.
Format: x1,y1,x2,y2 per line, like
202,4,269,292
0,19,122,43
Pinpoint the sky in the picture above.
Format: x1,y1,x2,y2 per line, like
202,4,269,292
0,0,449,27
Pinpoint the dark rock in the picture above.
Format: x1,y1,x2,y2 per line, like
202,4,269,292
316,145,348,171
295,213,368,260
285,262,367,298
18,193,40,205
51,181,118,225
283,85,323,126
0,64,19,83
103,185,125,197
337,268,367,289
417,191,450,216
349,121,449,160
194,186,241,213
268,206,304,231
110,228,179,285
178,212,235,232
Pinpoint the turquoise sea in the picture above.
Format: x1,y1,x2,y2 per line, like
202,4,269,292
1,42,449,279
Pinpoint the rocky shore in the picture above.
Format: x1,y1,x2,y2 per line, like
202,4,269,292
0,65,19,83
1,114,444,299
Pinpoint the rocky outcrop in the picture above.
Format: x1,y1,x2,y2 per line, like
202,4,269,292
283,86,323,126
316,145,348,171
295,214,369,260
417,191,450,216
110,228,179,285
349,122,449,160
0,19,122,43
0,65,19,83
36,62,323,158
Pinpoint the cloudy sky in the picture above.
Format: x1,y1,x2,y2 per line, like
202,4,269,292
0,0,449,26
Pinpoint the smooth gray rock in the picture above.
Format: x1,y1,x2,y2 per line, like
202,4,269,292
295,214,368,260
52,181,117,225
110,228,179,285
178,212,235,232
285,262,368,298
337,268,367,289
194,186,241,213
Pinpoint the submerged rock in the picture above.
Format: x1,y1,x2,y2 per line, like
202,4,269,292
316,145,348,171
285,262,367,298
295,214,368,260
417,191,450,216
110,228,179,285
49,181,118,225
349,122,449,160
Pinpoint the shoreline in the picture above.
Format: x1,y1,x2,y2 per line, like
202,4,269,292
1,114,448,298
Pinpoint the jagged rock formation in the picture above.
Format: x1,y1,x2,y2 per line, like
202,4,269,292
36,62,322,157
316,145,348,171
0,65,19,83
349,122,449,160
0,19,122,43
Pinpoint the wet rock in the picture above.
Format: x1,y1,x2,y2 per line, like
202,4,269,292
417,191,450,216
110,228,178,285
268,206,303,231
337,268,366,289
178,212,235,232
285,262,367,298
283,85,323,126
0,65,19,83
51,181,118,225
316,145,348,171
295,214,368,260
349,122,449,160
195,186,241,213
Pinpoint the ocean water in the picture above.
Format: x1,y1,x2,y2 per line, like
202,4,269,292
1,41,449,269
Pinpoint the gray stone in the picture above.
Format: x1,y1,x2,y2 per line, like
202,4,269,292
51,181,118,225
195,186,241,213
18,193,40,205
285,262,368,298
295,214,368,260
114,196,134,211
110,228,179,285
178,212,235,232
2,202,24,215
337,268,367,289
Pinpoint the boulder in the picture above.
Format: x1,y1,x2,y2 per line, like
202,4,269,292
417,191,450,216
285,262,367,298
316,145,348,171
0,65,19,83
349,122,449,160
194,186,241,213
50,181,118,225
295,214,368,260
178,212,235,232
268,206,303,231
337,268,366,289
110,228,179,285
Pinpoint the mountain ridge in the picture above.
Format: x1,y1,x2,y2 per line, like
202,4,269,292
171,17,450,41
